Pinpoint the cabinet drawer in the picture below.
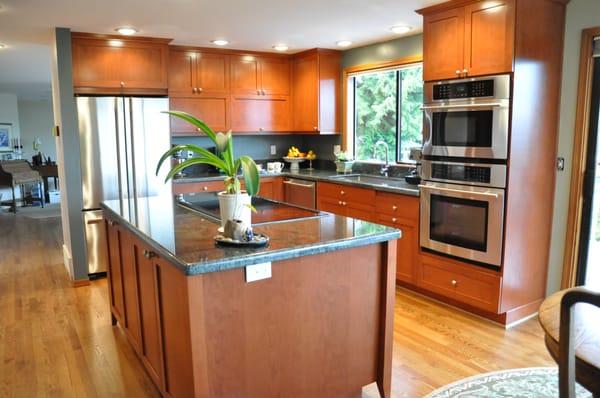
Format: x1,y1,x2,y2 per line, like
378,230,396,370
318,182,376,205
418,255,501,312
172,180,226,195
375,192,419,220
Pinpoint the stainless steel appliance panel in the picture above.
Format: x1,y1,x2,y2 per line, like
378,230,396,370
424,74,511,104
419,181,505,267
83,210,108,274
283,178,316,209
421,160,507,188
78,97,122,209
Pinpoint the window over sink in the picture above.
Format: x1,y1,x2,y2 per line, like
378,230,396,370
345,61,423,163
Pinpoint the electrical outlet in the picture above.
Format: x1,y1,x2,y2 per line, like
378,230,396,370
333,145,341,154
245,262,272,282
187,151,194,159
557,157,565,171
270,145,277,155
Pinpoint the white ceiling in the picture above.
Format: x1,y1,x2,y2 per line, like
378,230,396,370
0,0,440,100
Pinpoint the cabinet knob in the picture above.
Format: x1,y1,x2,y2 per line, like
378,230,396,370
313,126,318,131
259,127,264,132
198,87,203,93
455,70,461,75
340,190,345,195
392,205,398,211
392,217,397,223
192,87,197,93
462,69,468,75
338,200,343,205
261,89,266,95
143,250,156,259
203,186,208,191
257,90,261,95
451,279,458,287
342,201,347,206
120,81,125,87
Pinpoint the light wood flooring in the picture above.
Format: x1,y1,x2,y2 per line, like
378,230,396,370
0,210,554,397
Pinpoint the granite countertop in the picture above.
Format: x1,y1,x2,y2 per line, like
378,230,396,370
101,195,400,276
172,168,420,197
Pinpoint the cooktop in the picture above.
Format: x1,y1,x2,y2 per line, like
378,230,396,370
177,193,323,225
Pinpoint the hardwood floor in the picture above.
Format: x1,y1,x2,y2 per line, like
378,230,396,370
0,210,554,397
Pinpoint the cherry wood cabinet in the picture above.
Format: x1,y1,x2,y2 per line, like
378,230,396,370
316,182,376,222
230,95,290,133
105,219,125,325
418,0,515,81
375,192,420,284
71,33,170,94
169,97,229,135
119,232,143,353
172,177,283,201
168,49,230,96
292,49,341,134
230,55,290,96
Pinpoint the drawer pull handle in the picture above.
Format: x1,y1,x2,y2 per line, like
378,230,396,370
392,217,397,223
451,279,458,287
203,186,208,191
338,200,343,205
392,205,398,211
340,190,345,195
342,201,347,206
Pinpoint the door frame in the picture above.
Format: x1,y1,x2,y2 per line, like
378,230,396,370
562,27,600,288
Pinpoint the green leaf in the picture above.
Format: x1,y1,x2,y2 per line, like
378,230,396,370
162,111,217,142
164,158,227,182
239,156,260,197
156,144,228,176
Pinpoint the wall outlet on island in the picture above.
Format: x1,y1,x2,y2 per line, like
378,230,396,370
270,145,277,156
333,145,341,154
246,262,272,282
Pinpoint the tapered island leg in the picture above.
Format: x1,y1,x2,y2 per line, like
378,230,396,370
377,240,397,398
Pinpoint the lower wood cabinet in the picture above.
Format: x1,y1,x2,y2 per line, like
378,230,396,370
106,219,125,324
172,177,283,201
316,182,376,222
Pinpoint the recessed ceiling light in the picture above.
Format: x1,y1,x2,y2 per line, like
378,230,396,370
115,27,137,36
390,25,412,34
273,44,289,52
336,40,352,47
0,43,6,49
211,39,229,46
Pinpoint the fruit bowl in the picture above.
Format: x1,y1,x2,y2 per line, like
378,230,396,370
283,157,306,173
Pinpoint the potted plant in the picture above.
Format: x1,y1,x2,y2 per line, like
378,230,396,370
334,150,355,173
156,111,260,229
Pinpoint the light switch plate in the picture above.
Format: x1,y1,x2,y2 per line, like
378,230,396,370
333,145,341,154
270,145,277,155
245,262,272,282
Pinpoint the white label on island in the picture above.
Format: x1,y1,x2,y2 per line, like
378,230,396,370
245,262,272,282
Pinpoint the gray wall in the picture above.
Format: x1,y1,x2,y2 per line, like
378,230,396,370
51,27,88,281
547,0,600,294
342,34,423,68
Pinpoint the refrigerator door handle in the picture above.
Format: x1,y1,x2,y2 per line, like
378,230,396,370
114,97,125,212
128,97,139,218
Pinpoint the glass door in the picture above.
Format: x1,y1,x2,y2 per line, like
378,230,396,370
578,55,600,289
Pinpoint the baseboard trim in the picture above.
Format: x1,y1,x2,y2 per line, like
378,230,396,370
72,279,91,287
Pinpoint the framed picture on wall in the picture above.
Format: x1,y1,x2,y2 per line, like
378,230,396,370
0,124,12,152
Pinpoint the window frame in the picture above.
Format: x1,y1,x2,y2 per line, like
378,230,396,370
343,55,423,165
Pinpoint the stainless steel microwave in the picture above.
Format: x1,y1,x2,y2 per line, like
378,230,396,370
422,75,511,160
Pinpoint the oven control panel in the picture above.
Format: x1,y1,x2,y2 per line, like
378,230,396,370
433,79,495,100
431,163,491,184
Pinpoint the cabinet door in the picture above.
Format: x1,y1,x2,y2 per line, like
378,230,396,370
119,43,168,89
231,55,261,95
292,54,319,132
105,220,125,323
168,50,197,96
464,0,515,77
259,177,284,201
423,8,465,81
119,232,142,352
169,97,229,135
377,215,418,283
231,96,290,132
260,58,290,95
197,52,230,95
134,242,166,390
72,40,125,88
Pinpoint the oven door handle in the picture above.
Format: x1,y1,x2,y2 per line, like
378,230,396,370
421,103,504,110
418,184,499,198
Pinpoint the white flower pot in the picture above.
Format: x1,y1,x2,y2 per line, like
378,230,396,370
217,191,251,227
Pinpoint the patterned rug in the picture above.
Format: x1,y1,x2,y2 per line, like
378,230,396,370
424,367,592,398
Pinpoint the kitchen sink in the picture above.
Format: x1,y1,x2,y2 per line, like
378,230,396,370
329,174,409,188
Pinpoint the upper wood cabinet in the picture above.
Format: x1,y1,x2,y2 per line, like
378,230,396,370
71,33,170,94
291,49,341,134
419,0,515,81
230,95,290,133
169,49,230,96
230,55,290,96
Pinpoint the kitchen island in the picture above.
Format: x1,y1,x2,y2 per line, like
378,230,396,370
101,195,400,398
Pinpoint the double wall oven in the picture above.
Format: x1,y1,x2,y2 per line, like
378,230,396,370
419,75,511,268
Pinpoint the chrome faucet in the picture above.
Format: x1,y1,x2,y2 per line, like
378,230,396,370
374,140,390,177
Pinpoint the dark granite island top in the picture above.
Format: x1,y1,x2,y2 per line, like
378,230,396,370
100,195,400,276
101,194,400,398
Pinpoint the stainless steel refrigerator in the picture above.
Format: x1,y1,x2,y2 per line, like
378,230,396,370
77,96,171,276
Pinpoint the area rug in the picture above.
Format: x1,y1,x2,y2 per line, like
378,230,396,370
424,367,592,398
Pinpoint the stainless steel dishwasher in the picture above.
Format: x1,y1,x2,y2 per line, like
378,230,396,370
283,178,316,209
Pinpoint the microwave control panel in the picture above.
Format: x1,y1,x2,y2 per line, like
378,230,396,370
433,79,495,100
431,163,491,184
